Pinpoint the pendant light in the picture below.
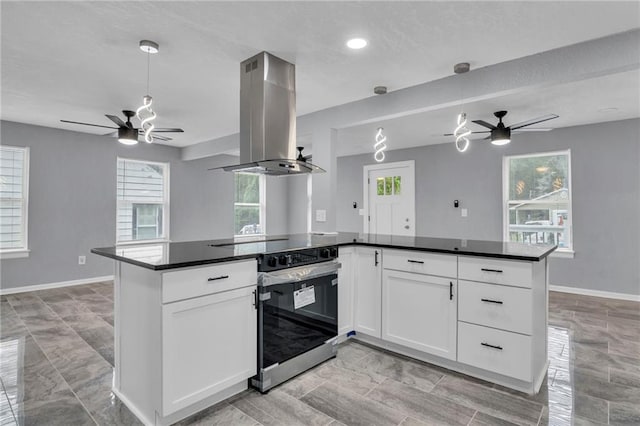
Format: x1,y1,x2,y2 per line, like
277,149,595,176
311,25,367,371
374,127,387,162
136,40,158,143
453,62,471,153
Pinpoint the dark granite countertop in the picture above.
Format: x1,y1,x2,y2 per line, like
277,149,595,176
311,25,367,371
91,232,556,271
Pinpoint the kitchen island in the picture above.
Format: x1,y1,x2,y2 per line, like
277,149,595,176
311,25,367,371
92,233,555,426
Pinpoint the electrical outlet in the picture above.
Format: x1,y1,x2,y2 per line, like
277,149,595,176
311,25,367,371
78,255,86,265
316,209,327,222
461,208,468,217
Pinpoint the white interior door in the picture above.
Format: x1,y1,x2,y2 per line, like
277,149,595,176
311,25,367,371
364,161,415,236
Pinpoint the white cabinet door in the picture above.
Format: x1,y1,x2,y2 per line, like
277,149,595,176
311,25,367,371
162,286,257,416
382,270,457,360
338,247,355,336
354,247,382,338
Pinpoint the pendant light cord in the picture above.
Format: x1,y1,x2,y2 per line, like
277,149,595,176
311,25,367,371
146,51,150,95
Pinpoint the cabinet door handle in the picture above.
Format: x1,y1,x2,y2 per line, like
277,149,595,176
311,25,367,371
407,260,424,264
252,289,258,309
375,250,379,267
207,275,229,281
481,298,503,305
481,342,503,350
449,282,453,300
481,268,503,273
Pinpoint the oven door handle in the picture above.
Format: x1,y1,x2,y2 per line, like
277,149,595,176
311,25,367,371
258,260,341,287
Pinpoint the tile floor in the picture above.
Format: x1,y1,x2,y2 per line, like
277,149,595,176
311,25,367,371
1,283,639,425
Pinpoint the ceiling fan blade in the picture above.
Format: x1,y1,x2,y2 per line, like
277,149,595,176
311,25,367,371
443,131,490,136
510,114,559,130
60,120,118,130
153,128,184,133
103,131,118,137
105,114,127,127
151,134,173,141
513,128,554,132
471,120,497,130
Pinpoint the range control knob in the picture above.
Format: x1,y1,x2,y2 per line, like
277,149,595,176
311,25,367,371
329,247,338,258
320,248,330,258
267,256,277,268
278,255,288,265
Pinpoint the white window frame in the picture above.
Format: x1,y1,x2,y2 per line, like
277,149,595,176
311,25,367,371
234,173,266,240
0,146,30,259
503,149,574,258
116,157,170,245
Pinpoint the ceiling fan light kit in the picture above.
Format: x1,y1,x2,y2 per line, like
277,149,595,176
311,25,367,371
118,127,139,145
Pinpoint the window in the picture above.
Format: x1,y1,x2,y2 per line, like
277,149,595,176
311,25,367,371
234,173,265,236
117,158,169,243
0,146,29,257
503,150,573,254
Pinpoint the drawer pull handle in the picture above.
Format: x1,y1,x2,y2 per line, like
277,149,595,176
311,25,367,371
481,342,503,350
407,260,424,264
449,281,454,301
481,298,503,304
481,268,503,273
207,275,229,282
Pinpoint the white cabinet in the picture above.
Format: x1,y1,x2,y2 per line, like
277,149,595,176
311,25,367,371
457,256,548,393
382,270,457,360
338,247,355,336
114,260,258,425
353,247,382,338
162,286,257,416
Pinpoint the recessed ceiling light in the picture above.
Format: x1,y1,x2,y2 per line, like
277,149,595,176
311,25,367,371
346,38,368,49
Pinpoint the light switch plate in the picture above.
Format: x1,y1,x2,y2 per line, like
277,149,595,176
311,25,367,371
358,209,364,216
316,209,327,222
461,208,468,217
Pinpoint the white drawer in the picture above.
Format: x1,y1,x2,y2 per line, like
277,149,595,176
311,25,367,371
458,281,532,335
458,257,532,288
458,322,532,381
383,249,456,277
162,260,257,303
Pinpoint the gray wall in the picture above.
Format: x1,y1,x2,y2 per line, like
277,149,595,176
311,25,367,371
337,118,640,296
0,121,237,290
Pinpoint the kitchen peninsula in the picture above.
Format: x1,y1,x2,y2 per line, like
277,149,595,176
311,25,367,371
92,233,555,426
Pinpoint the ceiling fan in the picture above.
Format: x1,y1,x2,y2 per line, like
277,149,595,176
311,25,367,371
445,110,559,145
61,110,184,145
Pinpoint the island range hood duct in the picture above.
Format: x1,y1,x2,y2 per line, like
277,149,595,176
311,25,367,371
219,52,325,175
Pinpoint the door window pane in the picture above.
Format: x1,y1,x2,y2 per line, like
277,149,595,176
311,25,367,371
394,176,401,195
376,178,384,196
385,177,392,195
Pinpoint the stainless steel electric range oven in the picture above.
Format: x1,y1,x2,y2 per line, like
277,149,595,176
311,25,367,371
252,246,340,393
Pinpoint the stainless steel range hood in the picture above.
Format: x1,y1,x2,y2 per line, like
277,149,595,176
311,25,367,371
219,52,324,175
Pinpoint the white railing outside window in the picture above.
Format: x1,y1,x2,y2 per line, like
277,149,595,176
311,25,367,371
0,146,29,258
117,158,169,244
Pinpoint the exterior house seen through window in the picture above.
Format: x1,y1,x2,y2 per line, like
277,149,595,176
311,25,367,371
234,173,265,236
117,158,169,243
0,146,29,257
503,150,573,253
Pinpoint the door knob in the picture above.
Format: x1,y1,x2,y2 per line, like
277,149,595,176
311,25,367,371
404,225,410,229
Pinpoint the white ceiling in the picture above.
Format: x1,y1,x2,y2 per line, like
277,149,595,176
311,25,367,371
2,1,639,149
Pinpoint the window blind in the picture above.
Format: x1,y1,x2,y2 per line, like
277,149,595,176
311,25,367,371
0,147,27,250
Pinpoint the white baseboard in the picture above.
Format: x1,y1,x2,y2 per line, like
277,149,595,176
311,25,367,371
550,284,640,302
0,275,114,295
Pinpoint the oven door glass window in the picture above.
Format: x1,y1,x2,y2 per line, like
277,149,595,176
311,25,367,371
260,273,337,369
